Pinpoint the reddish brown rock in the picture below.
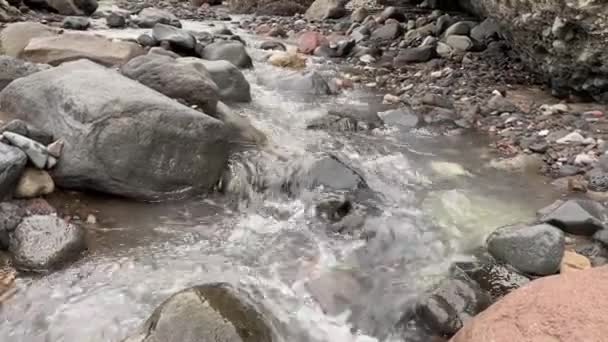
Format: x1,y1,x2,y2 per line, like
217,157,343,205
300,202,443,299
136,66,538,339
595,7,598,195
451,266,608,342
297,31,327,54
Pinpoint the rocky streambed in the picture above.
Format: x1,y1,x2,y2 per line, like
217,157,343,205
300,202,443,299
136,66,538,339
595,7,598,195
0,0,608,341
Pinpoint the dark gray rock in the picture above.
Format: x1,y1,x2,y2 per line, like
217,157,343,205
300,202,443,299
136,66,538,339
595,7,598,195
433,14,454,36
259,41,286,51
24,0,97,15
0,56,51,92
0,119,53,145
487,223,565,275
121,54,220,115
134,7,181,28
378,6,405,23
470,18,500,43
0,60,230,200
106,11,127,28
258,70,330,96
415,271,491,336
443,21,476,37
137,34,158,47
393,46,435,66
126,283,275,342
370,22,403,41
0,202,23,250
61,16,90,30
9,215,85,272
539,199,606,236
0,142,27,199
151,23,195,54
201,41,253,69
180,58,251,103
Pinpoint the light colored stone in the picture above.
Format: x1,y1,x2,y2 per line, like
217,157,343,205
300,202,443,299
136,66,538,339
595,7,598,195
0,22,60,58
382,93,400,104
268,51,306,69
557,131,585,144
15,168,54,198
560,250,591,273
2,131,48,169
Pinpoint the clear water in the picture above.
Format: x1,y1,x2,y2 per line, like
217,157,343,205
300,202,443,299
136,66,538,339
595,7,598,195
0,16,559,342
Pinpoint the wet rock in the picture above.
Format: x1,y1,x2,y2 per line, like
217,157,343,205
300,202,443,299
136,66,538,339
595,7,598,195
371,21,403,42
393,46,435,66
259,41,286,51
14,168,54,198
21,32,144,67
0,143,26,199
0,22,60,58
0,202,23,249
121,54,220,115
297,31,327,54
137,33,157,47
2,131,49,169
106,11,127,28
539,199,606,236
214,101,267,146
0,56,51,93
0,60,231,200
201,41,252,69
470,18,500,44
258,70,330,96
24,0,97,15
9,215,86,272
61,16,90,30
287,154,366,192
306,269,369,315
451,266,608,342
446,35,473,52
125,283,274,342
267,51,306,68
487,223,565,276
455,256,530,301
190,59,251,103
415,271,491,336
379,108,419,128
304,0,346,21
151,23,196,54
314,104,384,130
560,250,591,273
351,7,367,23
133,7,181,28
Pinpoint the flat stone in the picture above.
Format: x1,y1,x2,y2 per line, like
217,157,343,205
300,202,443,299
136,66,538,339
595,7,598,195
2,131,48,169
539,199,606,236
560,250,591,273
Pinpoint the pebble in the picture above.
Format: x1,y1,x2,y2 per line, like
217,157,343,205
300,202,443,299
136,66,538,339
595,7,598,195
574,153,597,166
383,94,400,104
560,250,591,273
86,214,97,224
540,103,569,115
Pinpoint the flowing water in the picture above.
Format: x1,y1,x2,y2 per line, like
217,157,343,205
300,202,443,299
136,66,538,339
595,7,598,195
0,15,560,342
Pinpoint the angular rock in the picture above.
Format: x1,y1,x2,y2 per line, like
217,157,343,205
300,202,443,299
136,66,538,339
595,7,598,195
121,54,220,115
2,131,49,169
0,60,231,200
0,22,60,58
393,46,435,66
258,70,330,96
201,41,253,69
470,18,500,44
415,272,491,336
106,11,127,28
304,0,346,21
24,0,97,15
124,283,274,342
455,256,530,301
446,35,473,52
0,56,51,92
21,32,145,66
451,266,608,342
14,168,54,198
370,21,403,42
297,31,328,54
487,223,565,276
0,202,23,249
134,7,181,28
0,143,26,199
151,23,196,54
9,215,85,271
539,199,606,236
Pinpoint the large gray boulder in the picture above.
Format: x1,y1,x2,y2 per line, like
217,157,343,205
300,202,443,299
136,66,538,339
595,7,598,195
0,142,27,199
121,54,220,115
9,215,86,272
459,0,608,102
23,0,97,15
133,7,181,28
0,60,231,200
487,223,565,276
0,56,51,92
181,58,251,103
201,41,253,69
125,283,275,342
